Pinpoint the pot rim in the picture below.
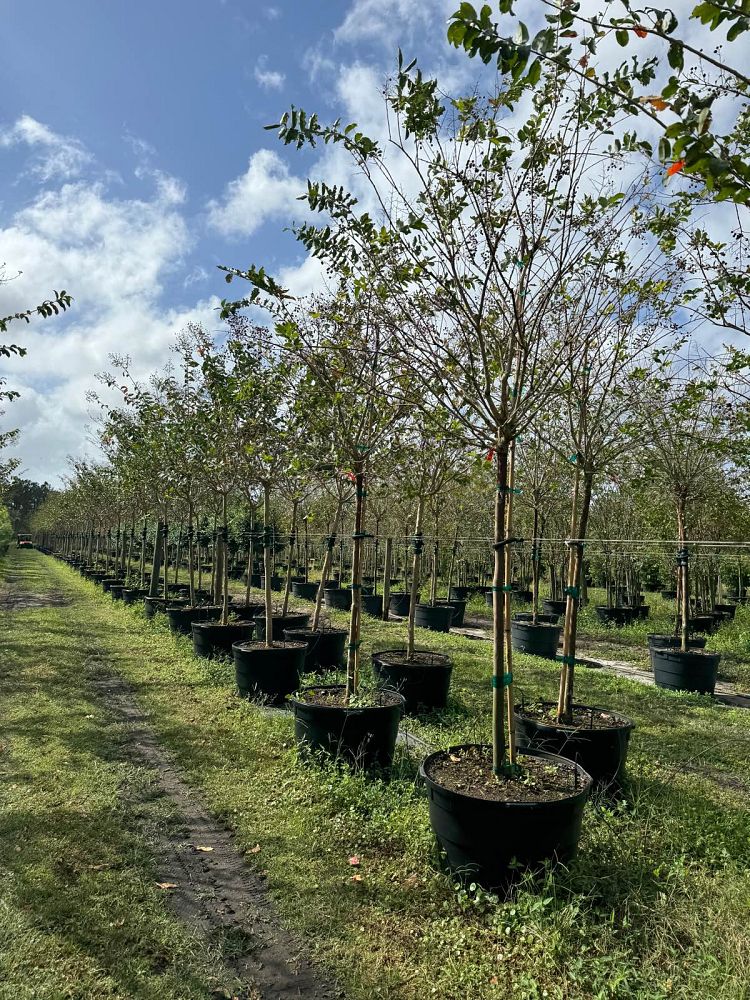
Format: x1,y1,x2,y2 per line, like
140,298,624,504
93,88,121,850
289,682,405,713
514,700,635,734
420,743,592,807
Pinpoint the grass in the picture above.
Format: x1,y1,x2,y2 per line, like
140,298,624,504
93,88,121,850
3,549,750,999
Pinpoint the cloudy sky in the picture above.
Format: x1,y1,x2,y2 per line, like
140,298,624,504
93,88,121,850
0,0,476,484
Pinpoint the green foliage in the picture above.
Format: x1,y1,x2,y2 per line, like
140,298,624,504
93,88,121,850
0,505,12,554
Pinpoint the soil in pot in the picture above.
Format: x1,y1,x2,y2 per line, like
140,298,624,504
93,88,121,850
510,621,561,660
290,684,404,769
388,592,412,617
233,640,307,704
414,603,454,633
514,701,635,792
192,619,254,658
651,648,720,695
420,744,591,888
253,611,311,643
362,594,383,617
291,581,319,601
647,633,706,668
324,588,352,612
282,627,347,672
371,649,452,713
167,604,221,636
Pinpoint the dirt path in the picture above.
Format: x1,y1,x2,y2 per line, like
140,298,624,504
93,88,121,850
85,657,342,1000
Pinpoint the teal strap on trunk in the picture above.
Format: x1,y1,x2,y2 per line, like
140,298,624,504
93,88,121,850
556,654,576,666
564,586,580,597
491,673,513,688
502,585,514,592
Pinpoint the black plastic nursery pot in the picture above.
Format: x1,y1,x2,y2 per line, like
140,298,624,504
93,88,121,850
291,581,319,601
282,627,348,673
290,684,405,769
636,605,650,620
660,590,678,600
362,594,384,617
513,589,533,603
420,744,591,889
646,633,706,669
261,575,282,591
449,585,470,602
101,578,124,593
192,620,255,659
510,621,561,660
91,571,108,583
651,648,720,695
233,640,307,704
513,612,559,626
388,592,412,617
483,590,494,608
122,587,148,605
109,584,126,601
144,596,187,619
414,603,454,633
543,599,568,617
230,600,265,619
689,615,715,634
436,598,466,627
371,649,453,713
324,588,352,612
253,611,311,643
166,604,221,636
714,603,737,620
595,606,638,626
514,701,635,791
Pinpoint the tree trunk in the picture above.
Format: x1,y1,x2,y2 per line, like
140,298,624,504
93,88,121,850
311,501,344,631
345,462,365,700
406,497,425,661
188,503,196,607
149,520,163,598
263,484,274,648
531,506,540,624
491,439,511,775
677,499,689,653
557,470,593,723
382,537,393,622
282,499,298,616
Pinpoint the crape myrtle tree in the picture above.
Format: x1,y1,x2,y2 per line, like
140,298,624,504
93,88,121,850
283,293,408,699
537,246,677,724
222,319,303,647
638,376,735,651
238,62,657,774
305,471,355,632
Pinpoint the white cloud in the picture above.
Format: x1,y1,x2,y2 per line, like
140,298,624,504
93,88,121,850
0,114,93,181
254,55,285,91
335,0,454,46
206,148,303,237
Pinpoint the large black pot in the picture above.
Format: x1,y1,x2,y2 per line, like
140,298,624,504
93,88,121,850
436,598,466,627
420,745,591,889
324,588,352,612
144,596,187,619
233,640,307,704
253,611,311,643
388,592,412,617
90,571,108,583
282,627,347,672
414,603,454,633
595,606,638,626
261,575,282,591
513,612,559,626
660,590,677,600
290,684,404,769
230,600,265,619
543,599,567,617
449,586,470,602
515,702,635,790
362,594,383,617
651,648,720,695
109,584,126,601
167,604,221,636
510,621,561,660
291,581,319,601
101,578,124,594
714,603,737,620
513,589,533,603
647,633,706,668
635,605,650,620
122,587,148,605
192,620,255,659
689,615,715,634
371,649,452,713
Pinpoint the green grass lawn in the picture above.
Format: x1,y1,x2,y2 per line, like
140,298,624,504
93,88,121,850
2,549,750,999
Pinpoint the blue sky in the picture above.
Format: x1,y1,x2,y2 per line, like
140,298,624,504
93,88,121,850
0,0,471,482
